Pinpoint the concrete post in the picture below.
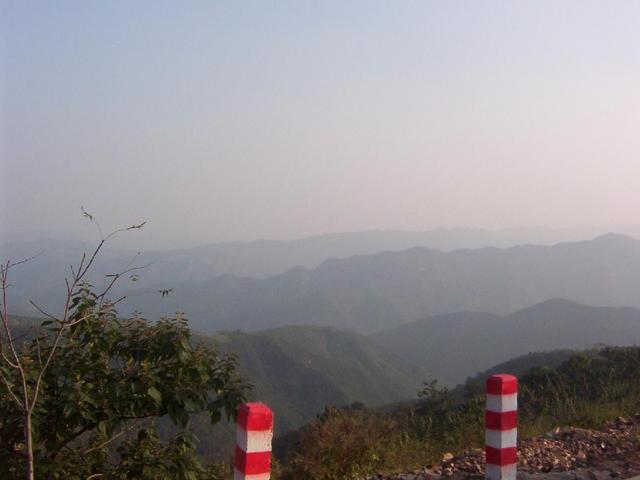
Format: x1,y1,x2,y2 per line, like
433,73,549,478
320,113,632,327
234,402,274,480
485,374,518,480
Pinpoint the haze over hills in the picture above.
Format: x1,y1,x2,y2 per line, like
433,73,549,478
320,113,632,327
3,226,640,313
6,232,640,336
115,234,640,334
207,325,425,433
452,349,582,398
5,315,424,446
372,299,640,386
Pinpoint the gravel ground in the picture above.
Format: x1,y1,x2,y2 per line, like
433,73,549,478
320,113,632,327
366,415,640,480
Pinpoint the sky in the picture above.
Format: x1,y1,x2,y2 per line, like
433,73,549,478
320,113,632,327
2,1,640,249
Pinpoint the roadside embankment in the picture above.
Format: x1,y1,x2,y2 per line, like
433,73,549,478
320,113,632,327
366,416,640,480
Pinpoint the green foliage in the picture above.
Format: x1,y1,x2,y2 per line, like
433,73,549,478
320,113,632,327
207,325,424,433
0,283,248,479
518,347,640,436
278,347,640,480
411,380,456,440
409,380,484,450
279,405,424,480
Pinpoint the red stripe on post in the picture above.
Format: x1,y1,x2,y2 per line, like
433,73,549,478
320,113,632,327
485,446,517,466
486,374,518,395
234,446,272,475
485,374,518,478
485,410,518,430
237,402,274,431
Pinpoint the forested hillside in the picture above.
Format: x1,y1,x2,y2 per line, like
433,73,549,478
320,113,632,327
113,234,640,334
8,234,640,335
276,347,640,479
205,325,424,433
372,299,640,385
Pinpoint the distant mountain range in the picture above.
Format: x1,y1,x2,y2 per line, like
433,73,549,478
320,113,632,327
372,299,640,386
3,226,639,312
111,233,640,334
5,232,640,336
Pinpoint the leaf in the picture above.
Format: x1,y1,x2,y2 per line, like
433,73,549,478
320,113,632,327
97,420,107,436
147,386,162,404
210,410,221,424
63,404,74,419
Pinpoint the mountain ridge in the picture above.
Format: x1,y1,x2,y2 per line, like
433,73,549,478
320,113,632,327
6,234,640,335
121,233,640,333
372,299,640,386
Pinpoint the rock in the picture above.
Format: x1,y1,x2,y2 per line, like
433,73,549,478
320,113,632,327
366,414,640,480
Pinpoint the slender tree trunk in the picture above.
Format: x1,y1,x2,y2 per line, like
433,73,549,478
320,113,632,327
24,412,34,480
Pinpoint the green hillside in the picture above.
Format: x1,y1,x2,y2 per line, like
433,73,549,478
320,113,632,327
451,349,580,399
178,324,426,460
277,346,640,479
2,316,423,438
465,349,578,382
372,299,640,386
207,325,425,432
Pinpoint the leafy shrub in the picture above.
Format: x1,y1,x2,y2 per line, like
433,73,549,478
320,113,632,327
279,347,640,479
279,405,427,480
0,284,249,479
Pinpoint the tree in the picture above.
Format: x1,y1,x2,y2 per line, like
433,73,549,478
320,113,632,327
410,380,456,441
0,217,248,479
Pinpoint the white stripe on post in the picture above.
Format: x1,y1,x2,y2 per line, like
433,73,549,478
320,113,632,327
234,402,274,480
486,393,517,413
485,428,517,449
485,374,518,480
486,464,517,480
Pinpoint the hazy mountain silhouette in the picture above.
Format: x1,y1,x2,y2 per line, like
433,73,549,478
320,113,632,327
3,227,639,306
6,234,640,335
107,234,640,334
372,299,640,386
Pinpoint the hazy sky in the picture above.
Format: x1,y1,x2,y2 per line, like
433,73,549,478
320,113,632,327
2,1,640,249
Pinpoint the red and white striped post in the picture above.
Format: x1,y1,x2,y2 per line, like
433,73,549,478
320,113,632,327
485,374,518,480
235,402,274,480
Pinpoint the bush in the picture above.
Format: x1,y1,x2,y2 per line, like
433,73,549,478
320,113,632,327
0,229,249,479
280,406,426,480
279,347,640,479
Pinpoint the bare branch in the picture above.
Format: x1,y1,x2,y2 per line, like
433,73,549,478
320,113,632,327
65,310,99,327
1,351,19,369
0,368,23,407
81,206,104,240
0,328,32,346
28,301,59,322
28,219,145,414
0,261,27,375
96,263,152,304
28,286,74,413
34,325,43,368
1,251,45,272
83,421,140,455
0,215,148,479
108,295,128,307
